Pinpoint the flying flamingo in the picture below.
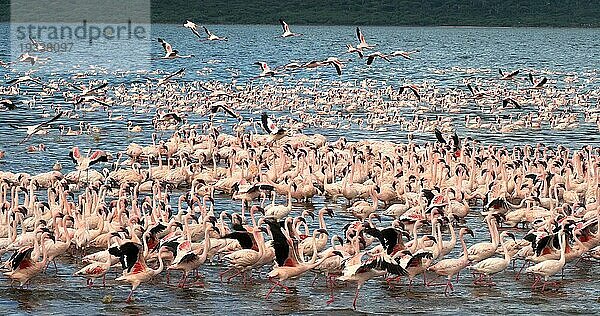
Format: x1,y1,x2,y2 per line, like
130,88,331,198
279,19,302,37
10,111,63,144
356,27,375,50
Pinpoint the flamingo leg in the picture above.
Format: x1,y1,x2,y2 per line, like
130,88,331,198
488,275,496,286
177,272,186,288
311,273,319,286
515,261,529,280
444,278,454,296
54,260,58,274
531,275,540,289
125,289,134,303
166,270,170,284
241,271,247,286
352,284,361,310
426,274,445,287
227,269,243,283
246,271,254,286
326,275,336,305
326,290,335,305
219,267,235,282
473,273,484,285
265,277,290,299
102,274,106,287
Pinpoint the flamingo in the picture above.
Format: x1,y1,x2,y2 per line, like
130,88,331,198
4,231,54,287
279,19,302,37
355,27,375,50
527,73,548,89
254,62,276,77
157,38,194,59
202,26,228,41
365,52,390,65
74,254,114,287
115,243,166,302
428,227,474,295
183,20,202,39
469,231,516,286
345,44,363,58
526,227,566,291
265,219,340,299
167,224,214,287
69,146,109,171
157,68,185,86
9,111,63,144
499,68,519,80
260,112,287,142
337,229,408,310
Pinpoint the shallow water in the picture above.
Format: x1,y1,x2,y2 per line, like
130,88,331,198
0,24,600,315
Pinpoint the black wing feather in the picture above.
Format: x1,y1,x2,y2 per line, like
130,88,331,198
260,112,272,134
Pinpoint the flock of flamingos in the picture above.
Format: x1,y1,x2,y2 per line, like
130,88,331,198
0,18,599,310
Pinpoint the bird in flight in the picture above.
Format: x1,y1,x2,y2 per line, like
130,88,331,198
72,82,108,98
69,146,109,171
527,73,548,89
279,19,302,37
466,83,486,99
28,35,45,52
387,50,419,60
304,57,344,75
398,85,421,101
5,75,48,88
261,112,287,142
356,27,375,50
157,38,194,59
10,111,63,144
203,26,228,41
0,99,19,110
365,52,390,65
157,68,185,86
254,62,276,77
183,20,202,39
210,101,242,121
499,68,519,80
345,44,364,58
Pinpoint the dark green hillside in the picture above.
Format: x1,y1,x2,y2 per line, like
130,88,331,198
0,0,598,26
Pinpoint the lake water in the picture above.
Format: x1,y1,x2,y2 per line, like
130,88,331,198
0,24,599,315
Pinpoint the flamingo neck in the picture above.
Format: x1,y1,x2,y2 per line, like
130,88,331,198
459,233,468,261
200,226,211,262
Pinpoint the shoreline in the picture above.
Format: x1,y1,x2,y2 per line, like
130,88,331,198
0,21,598,29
